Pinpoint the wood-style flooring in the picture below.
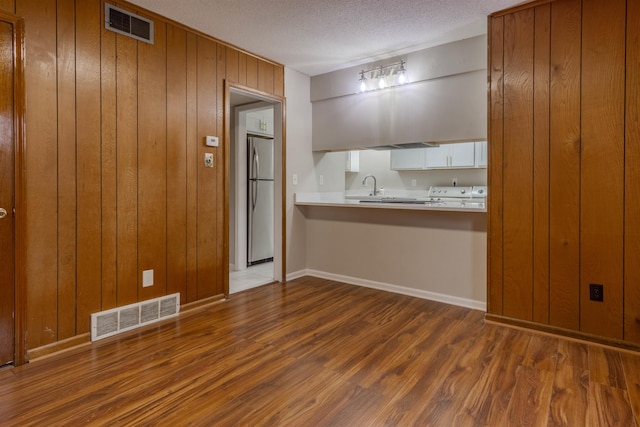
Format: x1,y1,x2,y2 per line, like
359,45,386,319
0,277,639,426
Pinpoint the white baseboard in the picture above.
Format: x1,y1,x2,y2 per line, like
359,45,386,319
285,269,309,281
286,269,486,311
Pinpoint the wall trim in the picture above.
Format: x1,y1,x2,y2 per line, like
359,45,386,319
485,314,640,354
287,269,486,311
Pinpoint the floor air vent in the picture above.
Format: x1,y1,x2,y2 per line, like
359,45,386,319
91,293,180,341
105,3,154,44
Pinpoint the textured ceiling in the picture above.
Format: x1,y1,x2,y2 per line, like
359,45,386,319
127,0,525,76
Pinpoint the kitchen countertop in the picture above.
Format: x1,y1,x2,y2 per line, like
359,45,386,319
294,192,486,213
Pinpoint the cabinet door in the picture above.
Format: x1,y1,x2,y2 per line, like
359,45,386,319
450,142,475,167
246,109,273,136
246,115,262,134
346,150,360,172
425,145,451,168
475,141,488,167
390,148,426,170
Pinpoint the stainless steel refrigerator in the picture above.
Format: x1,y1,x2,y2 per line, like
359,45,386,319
247,135,274,265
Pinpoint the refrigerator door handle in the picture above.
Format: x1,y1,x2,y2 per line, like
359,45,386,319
253,146,260,181
252,180,258,211
252,146,259,210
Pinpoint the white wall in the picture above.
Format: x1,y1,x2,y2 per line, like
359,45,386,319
284,67,312,274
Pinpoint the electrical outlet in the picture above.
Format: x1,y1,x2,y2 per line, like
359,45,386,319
319,175,324,185
452,178,458,186
589,283,604,302
204,153,214,168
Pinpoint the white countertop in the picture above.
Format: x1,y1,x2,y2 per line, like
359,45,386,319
294,192,486,213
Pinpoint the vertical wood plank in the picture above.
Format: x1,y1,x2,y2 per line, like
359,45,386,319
258,60,274,94
19,0,59,348
75,0,102,333
216,43,226,296
196,36,218,299
138,20,168,301
0,0,14,13
488,16,504,315
100,4,117,311
0,19,15,364
246,55,258,89
185,32,198,303
548,0,581,330
580,0,625,339
238,52,247,86
56,0,77,339
532,4,550,324
502,8,534,321
225,46,239,83
116,34,139,306
625,0,640,344
166,24,187,300
274,65,284,97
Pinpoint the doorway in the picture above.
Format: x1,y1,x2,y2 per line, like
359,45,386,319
0,12,25,366
224,83,285,294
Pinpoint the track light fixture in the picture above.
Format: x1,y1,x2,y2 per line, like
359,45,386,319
358,60,408,93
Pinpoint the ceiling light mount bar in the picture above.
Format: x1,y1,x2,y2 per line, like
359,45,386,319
358,60,407,93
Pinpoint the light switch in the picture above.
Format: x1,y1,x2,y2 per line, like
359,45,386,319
204,153,214,168
319,175,324,185
205,136,218,147
142,269,154,287
292,174,298,185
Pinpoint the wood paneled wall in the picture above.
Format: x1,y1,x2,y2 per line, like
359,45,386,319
488,0,640,345
0,0,284,350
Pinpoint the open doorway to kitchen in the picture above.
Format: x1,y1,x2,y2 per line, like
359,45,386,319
224,82,285,294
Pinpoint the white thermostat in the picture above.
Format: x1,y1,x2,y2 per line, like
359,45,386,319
205,136,219,147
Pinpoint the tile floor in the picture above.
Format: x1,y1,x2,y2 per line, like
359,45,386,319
229,262,274,294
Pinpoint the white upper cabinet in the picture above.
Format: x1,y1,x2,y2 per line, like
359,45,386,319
390,141,486,170
475,141,488,167
390,148,427,170
345,150,360,172
246,108,273,136
424,142,475,169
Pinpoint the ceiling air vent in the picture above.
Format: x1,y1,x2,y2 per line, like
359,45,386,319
105,3,154,44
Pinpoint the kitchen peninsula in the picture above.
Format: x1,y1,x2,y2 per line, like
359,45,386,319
295,191,486,213
295,189,487,311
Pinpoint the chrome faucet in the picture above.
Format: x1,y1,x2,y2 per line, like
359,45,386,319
362,175,378,196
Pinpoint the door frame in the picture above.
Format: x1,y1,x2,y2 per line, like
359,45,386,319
0,11,26,366
223,81,286,296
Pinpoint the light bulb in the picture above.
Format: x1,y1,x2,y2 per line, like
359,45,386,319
398,61,407,84
358,71,367,92
378,77,386,89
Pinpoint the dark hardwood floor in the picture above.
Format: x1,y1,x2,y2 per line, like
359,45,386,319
0,277,638,426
